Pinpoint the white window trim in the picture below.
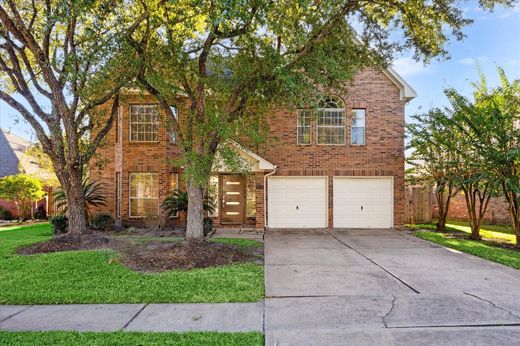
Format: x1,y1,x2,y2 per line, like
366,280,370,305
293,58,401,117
297,109,312,145
129,104,160,143
129,172,160,218
317,107,346,146
168,105,177,145
351,109,366,146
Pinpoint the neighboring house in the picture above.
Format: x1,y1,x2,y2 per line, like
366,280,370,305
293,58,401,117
91,67,416,229
0,128,58,218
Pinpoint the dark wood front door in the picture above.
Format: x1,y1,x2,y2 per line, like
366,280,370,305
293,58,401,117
221,175,245,224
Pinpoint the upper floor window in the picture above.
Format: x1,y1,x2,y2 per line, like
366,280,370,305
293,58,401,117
129,173,159,217
317,97,345,145
297,109,312,145
351,109,366,145
168,105,177,144
130,105,159,142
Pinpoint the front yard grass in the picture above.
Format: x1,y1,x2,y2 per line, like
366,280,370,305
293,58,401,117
0,331,264,346
410,220,520,270
408,220,515,244
0,224,264,304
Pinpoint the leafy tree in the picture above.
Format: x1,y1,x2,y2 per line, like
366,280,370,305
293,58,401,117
0,174,45,220
128,0,511,238
407,109,459,232
0,1,141,236
53,180,107,221
442,88,500,240
448,69,520,245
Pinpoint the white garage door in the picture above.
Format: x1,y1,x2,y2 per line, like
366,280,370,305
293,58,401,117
268,177,328,228
333,177,393,228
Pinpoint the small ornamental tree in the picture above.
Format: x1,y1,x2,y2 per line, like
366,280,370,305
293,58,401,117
407,109,459,232
443,88,500,240
128,0,511,239
0,174,45,220
449,69,520,245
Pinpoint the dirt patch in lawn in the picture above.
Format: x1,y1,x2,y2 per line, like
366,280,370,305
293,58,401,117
119,240,258,272
18,234,113,255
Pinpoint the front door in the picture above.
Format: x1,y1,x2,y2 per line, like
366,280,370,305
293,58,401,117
221,175,245,224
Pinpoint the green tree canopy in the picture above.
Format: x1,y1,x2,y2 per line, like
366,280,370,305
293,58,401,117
0,174,45,220
129,0,514,238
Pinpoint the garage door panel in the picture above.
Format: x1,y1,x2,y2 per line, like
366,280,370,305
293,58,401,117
333,177,393,229
268,177,327,228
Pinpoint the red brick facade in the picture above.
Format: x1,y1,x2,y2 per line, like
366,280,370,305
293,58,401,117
91,68,407,229
434,194,511,225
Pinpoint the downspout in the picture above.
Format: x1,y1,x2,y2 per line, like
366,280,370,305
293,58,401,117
263,165,277,229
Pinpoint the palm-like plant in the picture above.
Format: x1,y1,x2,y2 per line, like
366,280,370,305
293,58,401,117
161,190,215,218
53,180,107,220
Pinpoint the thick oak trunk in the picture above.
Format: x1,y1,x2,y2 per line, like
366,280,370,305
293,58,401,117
186,182,205,240
66,169,89,235
54,164,89,236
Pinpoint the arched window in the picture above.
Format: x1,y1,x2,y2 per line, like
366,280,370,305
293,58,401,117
317,96,346,145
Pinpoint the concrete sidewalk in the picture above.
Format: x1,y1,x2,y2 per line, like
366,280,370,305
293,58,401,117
0,302,263,333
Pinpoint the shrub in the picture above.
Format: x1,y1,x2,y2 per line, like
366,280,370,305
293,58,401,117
91,213,115,232
0,205,13,220
34,205,47,219
161,190,215,217
203,217,214,237
50,215,68,234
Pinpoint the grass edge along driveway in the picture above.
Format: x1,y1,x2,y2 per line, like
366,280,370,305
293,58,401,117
410,221,520,270
0,223,264,304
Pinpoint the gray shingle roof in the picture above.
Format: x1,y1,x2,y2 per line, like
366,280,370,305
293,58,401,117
0,128,25,178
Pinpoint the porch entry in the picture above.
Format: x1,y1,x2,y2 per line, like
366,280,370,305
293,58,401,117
221,175,246,224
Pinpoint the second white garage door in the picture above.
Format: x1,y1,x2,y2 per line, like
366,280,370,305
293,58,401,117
267,177,328,228
333,177,393,228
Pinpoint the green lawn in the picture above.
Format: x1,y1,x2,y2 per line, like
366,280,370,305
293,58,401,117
410,220,520,270
0,331,263,346
0,224,264,304
408,220,516,244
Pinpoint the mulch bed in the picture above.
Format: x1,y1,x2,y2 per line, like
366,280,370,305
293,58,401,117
17,234,261,272
18,234,112,255
119,240,257,272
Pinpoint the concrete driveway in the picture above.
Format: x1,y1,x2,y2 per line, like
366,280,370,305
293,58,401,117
265,229,520,345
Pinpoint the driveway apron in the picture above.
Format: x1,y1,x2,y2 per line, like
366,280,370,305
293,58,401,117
264,228,520,345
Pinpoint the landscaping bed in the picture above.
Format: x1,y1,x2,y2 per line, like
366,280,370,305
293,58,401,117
17,231,261,272
0,223,264,304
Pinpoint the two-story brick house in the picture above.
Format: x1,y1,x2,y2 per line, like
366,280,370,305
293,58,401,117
91,67,416,230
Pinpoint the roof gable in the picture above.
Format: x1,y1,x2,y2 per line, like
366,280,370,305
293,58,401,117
0,129,22,178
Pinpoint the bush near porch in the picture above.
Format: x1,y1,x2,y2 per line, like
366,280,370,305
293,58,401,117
0,223,264,304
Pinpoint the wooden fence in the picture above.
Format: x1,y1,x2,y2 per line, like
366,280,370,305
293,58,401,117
404,186,433,224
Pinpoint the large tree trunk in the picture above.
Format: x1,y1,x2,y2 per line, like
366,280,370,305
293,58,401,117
186,182,205,240
65,169,89,236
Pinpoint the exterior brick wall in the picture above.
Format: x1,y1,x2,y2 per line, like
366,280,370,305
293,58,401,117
91,68,406,229
260,68,406,228
436,193,512,225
